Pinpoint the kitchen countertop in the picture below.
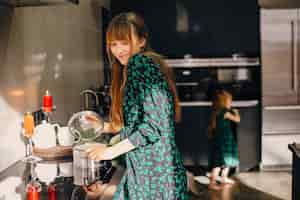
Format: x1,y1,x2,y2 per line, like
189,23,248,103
0,160,28,200
0,158,77,199
0,158,122,200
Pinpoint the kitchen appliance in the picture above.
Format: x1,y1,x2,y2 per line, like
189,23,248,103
67,111,104,144
170,57,261,102
32,123,59,148
67,111,113,187
72,143,112,186
169,57,261,171
217,68,252,83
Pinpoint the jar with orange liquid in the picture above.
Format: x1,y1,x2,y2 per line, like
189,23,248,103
23,112,35,138
23,112,42,198
22,112,36,162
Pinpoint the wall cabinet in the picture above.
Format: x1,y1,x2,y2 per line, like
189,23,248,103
261,9,300,106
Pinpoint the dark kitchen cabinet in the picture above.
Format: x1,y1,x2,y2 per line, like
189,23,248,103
111,0,259,59
261,9,300,106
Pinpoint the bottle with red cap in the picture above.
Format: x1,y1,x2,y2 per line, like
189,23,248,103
27,182,40,200
48,184,57,200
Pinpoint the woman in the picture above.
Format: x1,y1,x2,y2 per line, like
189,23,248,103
86,12,188,200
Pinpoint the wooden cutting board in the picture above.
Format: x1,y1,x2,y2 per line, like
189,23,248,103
33,145,73,160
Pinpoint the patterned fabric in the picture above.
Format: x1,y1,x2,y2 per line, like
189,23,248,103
209,108,239,169
113,53,188,200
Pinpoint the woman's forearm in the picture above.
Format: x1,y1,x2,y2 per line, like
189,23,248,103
87,138,136,161
110,138,136,159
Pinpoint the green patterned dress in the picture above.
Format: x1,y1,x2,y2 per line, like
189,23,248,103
209,108,239,169
113,53,188,200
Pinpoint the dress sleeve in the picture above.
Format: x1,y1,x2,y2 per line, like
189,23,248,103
126,54,172,148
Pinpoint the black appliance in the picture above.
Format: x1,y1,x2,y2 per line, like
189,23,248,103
170,57,261,102
171,57,261,172
110,0,260,59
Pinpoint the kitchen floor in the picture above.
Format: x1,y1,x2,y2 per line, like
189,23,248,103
190,171,291,200
99,169,291,200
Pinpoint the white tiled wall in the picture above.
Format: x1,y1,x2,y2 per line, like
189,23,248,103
0,0,109,171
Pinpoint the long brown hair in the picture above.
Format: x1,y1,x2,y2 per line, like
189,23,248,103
106,12,181,130
207,90,232,138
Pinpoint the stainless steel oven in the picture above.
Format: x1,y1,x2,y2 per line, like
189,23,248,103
168,57,261,172
167,57,261,102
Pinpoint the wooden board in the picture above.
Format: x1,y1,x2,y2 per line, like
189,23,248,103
33,145,73,160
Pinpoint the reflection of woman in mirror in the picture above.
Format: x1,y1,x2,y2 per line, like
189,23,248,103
207,90,240,189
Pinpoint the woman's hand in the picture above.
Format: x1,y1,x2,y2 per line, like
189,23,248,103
84,114,99,122
86,146,115,161
83,181,107,199
83,115,119,134
86,139,136,161
81,114,103,132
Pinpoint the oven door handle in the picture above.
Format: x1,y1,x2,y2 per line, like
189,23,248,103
176,82,199,86
180,100,259,107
